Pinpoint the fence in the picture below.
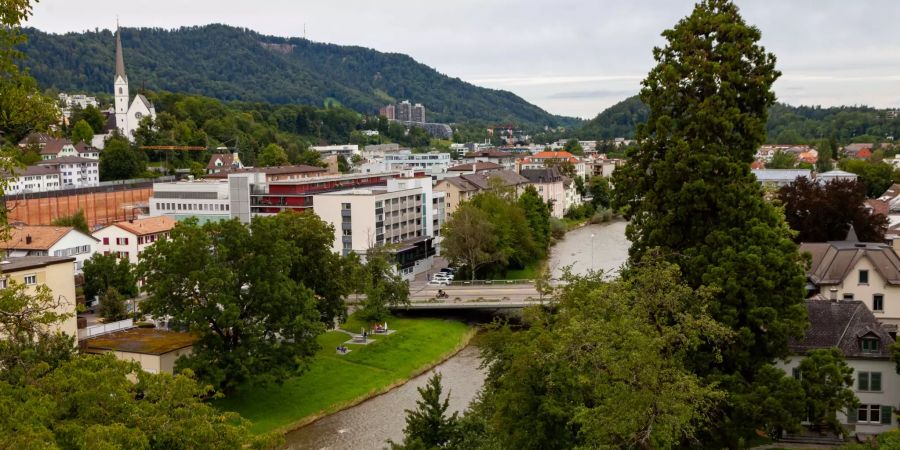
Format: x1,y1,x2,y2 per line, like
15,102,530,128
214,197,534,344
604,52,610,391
77,318,133,341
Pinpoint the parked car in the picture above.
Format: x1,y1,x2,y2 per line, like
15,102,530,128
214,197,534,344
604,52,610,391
428,278,451,286
440,267,456,275
432,273,454,281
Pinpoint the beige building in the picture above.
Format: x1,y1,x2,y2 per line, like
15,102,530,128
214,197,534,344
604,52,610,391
83,327,197,374
520,167,568,218
434,170,530,216
801,229,900,327
0,256,78,338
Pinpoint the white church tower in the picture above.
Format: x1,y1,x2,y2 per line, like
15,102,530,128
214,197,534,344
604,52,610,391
114,25,129,134
110,25,155,141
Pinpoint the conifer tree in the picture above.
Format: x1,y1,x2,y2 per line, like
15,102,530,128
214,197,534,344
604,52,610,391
392,372,459,449
612,0,809,443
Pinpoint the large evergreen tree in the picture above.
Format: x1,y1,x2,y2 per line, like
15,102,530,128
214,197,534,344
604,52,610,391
612,0,808,444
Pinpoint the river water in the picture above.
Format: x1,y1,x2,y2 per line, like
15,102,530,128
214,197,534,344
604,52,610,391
284,221,630,449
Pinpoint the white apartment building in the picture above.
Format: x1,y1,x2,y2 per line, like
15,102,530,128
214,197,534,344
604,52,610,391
311,144,360,157
0,225,98,273
37,157,99,188
380,150,452,175
312,175,442,280
92,216,176,265
3,165,61,195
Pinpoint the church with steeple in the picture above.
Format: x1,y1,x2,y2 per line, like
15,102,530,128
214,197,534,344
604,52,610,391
113,25,155,140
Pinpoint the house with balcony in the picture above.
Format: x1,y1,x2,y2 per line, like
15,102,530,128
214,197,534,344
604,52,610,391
36,156,99,188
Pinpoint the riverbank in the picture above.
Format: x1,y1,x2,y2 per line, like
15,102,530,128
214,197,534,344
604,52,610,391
214,315,475,435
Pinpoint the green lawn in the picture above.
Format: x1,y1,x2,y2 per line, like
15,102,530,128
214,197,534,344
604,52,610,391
214,315,473,434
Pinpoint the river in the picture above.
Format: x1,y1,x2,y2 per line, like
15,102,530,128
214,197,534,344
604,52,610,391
284,221,630,449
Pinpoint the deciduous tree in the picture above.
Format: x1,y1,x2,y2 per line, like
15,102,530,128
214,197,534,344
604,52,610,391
797,348,857,433
778,177,887,242
71,119,94,145
138,215,338,391
82,252,138,301
257,143,289,167
51,209,90,234
99,135,147,181
98,287,128,322
441,203,502,281
357,249,410,322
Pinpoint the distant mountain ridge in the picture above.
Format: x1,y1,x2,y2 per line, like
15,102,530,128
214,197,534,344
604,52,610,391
578,95,900,143
20,24,578,127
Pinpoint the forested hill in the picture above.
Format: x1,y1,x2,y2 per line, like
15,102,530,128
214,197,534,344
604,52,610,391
579,95,900,144
20,24,578,127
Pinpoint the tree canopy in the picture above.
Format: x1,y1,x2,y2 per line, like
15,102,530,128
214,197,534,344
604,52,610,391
778,177,887,242
82,252,138,301
98,135,147,181
612,1,808,445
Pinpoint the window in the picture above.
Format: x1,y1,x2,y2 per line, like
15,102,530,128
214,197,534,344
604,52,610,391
859,270,869,284
102,237,109,245
855,404,892,425
858,372,882,392
843,293,855,301
0,278,7,289
862,337,880,353
24,274,36,285
874,294,884,312
137,236,144,245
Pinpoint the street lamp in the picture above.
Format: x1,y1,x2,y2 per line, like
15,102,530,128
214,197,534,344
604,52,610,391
590,233,595,271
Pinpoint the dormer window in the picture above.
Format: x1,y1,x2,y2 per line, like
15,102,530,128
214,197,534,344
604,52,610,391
859,270,869,284
861,337,880,353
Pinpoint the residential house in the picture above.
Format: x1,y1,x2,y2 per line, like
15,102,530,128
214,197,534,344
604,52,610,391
517,151,587,179
40,138,100,160
37,156,100,188
520,167,568,218
434,170,530,216
801,228,900,327
776,300,899,435
92,216,176,265
0,256,78,338
17,132,55,150
0,225,98,273
843,143,874,160
83,327,197,374
2,165,61,195
206,152,243,174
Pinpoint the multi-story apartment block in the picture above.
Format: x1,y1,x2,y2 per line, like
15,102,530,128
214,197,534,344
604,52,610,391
312,176,442,279
92,216,176,265
435,170,530,216
37,157,100,188
311,144,360,158
3,165,61,195
149,178,236,222
0,225,98,273
379,104,396,120
384,151,451,173
411,103,425,123
396,100,412,122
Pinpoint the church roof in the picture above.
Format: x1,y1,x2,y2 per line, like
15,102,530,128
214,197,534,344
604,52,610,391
133,94,153,111
115,27,127,81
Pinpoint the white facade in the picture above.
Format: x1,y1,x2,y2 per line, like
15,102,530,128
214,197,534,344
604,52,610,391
776,357,900,434
4,166,61,195
149,179,233,222
311,144,360,157
1,227,98,273
38,158,99,188
384,151,451,174
92,218,175,265
113,27,156,140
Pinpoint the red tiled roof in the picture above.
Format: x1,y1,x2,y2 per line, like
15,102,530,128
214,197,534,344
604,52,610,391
109,216,176,236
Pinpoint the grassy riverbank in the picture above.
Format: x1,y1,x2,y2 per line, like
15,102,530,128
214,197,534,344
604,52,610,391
214,315,474,435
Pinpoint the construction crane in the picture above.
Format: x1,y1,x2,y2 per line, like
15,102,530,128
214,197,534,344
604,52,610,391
139,146,206,151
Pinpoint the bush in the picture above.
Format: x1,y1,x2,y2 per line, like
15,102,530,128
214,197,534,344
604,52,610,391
589,207,614,224
549,218,567,241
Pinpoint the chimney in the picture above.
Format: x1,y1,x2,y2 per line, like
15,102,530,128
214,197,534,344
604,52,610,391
25,235,32,245
829,287,838,302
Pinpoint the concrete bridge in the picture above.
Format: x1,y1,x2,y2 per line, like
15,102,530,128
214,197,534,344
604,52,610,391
394,281,552,311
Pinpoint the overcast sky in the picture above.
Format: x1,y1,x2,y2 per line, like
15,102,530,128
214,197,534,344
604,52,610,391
26,0,900,119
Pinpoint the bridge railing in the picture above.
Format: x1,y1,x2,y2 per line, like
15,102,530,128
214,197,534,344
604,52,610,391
445,279,534,286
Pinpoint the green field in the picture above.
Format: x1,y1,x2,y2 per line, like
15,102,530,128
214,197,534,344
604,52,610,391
214,315,473,434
